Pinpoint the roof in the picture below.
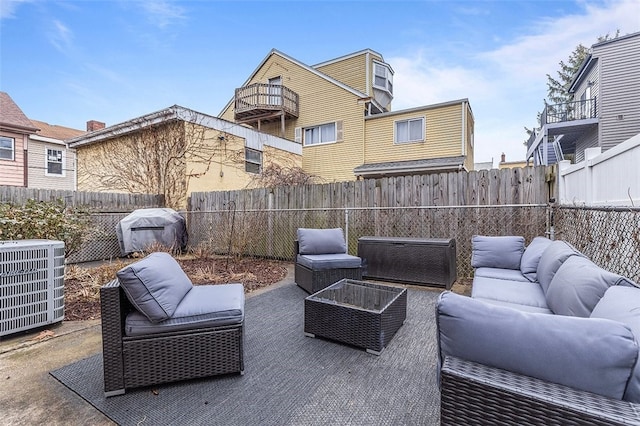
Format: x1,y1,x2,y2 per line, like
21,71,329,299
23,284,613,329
30,119,85,140
219,48,387,116
66,104,302,156
354,156,467,178
0,91,38,132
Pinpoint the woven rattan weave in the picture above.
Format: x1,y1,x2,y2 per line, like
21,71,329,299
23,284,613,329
100,279,244,396
440,356,640,425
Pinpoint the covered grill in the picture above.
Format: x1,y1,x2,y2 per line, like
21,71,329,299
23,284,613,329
116,208,188,256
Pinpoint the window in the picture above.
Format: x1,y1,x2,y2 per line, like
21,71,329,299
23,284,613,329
304,122,336,146
373,62,393,94
268,76,282,106
0,136,14,160
245,148,262,174
395,117,425,144
46,148,64,175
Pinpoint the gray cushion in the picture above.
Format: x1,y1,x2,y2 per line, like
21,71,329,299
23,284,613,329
471,235,525,270
536,240,583,294
591,285,640,402
520,236,553,282
474,298,554,314
297,228,347,255
125,283,245,336
471,276,548,309
546,256,629,317
437,291,638,401
474,267,529,282
297,253,361,271
117,252,193,323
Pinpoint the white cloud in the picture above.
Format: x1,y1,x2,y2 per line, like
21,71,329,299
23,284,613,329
386,0,640,165
138,0,186,29
49,19,73,53
0,0,32,20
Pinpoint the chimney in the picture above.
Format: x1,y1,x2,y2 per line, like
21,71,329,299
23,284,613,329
87,120,106,132
501,152,506,163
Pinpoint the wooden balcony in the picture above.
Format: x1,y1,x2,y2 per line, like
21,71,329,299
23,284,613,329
234,83,299,125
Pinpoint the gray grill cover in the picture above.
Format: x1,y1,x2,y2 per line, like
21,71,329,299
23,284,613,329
116,208,188,255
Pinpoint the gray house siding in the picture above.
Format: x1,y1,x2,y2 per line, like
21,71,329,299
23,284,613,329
574,127,599,163
596,33,640,152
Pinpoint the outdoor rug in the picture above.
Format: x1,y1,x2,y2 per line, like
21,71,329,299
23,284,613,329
51,282,441,425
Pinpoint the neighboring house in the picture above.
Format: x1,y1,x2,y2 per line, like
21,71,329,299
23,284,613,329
28,120,84,190
498,153,530,169
527,31,640,165
66,105,301,208
0,91,38,187
219,49,474,181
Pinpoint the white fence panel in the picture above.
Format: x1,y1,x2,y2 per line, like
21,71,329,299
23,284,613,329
559,133,640,206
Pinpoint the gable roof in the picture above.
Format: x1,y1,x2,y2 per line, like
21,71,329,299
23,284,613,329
0,91,38,132
30,119,85,140
219,48,387,116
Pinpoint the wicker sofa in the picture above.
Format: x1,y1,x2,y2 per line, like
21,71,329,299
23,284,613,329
437,236,640,425
100,252,245,396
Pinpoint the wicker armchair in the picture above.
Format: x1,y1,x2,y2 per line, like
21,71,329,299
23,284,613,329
100,253,244,396
294,228,362,294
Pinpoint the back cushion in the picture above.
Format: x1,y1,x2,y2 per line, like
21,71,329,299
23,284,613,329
471,235,525,270
117,252,193,323
520,237,553,282
536,240,582,293
546,256,628,317
297,228,347,255
591,285,640,402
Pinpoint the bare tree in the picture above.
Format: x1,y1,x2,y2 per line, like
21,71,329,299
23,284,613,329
251,163,317,188
77,112,222,209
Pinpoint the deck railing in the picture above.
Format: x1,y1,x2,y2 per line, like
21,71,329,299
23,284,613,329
234,83,299,119
542,97,597,126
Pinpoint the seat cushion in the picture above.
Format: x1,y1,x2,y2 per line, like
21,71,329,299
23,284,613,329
297,228,347,255
125,283,245,336
117,252,193,323
471,235,525,270
472,276,548,309
520,236,553,282
536,240,583,294
297,253,361,271
474,298,553,314
546,256,632,317
591,285,640,402
474,267,530,282
437,291,638,401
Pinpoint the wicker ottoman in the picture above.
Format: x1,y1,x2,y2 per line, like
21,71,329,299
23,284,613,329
304,279,407,355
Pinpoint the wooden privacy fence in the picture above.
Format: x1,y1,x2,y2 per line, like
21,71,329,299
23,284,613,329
0,186,164,212
189,166,554,211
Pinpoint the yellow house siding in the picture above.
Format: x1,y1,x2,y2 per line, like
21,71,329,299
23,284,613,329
315,53,368,94
464,103,475,170
222,53,368,182
364,103,464,164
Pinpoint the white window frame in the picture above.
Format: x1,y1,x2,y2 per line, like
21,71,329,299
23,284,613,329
245,147,262,174
45,147,65,177
0,136,15,161
394,117,425,144
303,122,337,146
373,61,393,95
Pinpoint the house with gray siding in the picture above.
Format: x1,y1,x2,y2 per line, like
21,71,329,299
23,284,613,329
526,31,640,165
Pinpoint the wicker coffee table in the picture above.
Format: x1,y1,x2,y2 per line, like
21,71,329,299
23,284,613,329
304,279,407,355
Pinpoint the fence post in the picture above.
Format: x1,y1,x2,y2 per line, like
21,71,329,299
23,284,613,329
344,208,350,253
584,147,602,206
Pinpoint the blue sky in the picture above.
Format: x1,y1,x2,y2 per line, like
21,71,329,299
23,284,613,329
1,0,638,166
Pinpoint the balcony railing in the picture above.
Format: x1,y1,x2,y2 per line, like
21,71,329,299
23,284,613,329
234,83,299,123
542,97,597,126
